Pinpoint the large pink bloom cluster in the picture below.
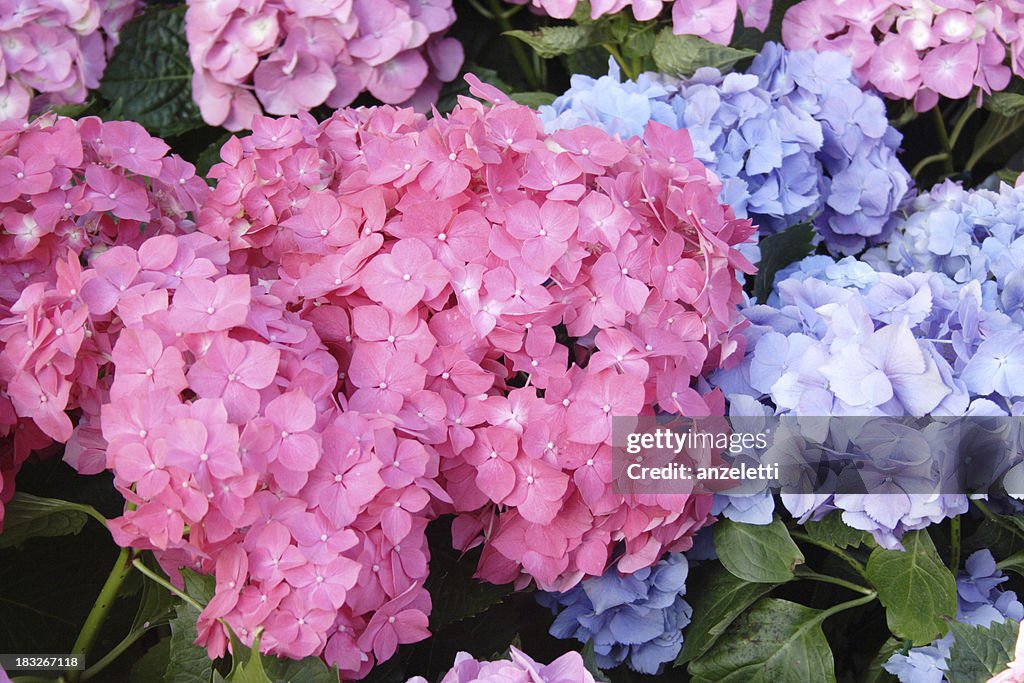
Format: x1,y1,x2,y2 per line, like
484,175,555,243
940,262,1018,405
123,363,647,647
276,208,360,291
504,0,772,45
198,81,753,594
0,115,207,526
0,0,141,121
783,0,1024,109
185,0,464,131
406,648,597,683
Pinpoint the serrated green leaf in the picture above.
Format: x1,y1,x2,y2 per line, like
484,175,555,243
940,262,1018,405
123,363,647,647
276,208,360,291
688,599,836,683
675,564,777,665
986,92,1024,117
165,602,213,683
426,545,514,631
260,655,339,683
181,567,216,605
946,618,1020,682
509,91,557,108
865,530,957,645
0,492,96,549
805,512,873,550
753,220,816,302
98,5,204,138
714,518,804,583
651,29,754,77
622,25,657,62
505,25,612,59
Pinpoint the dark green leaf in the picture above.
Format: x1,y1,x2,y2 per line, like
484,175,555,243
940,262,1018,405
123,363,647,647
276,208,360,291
986,92,1024,117
130,570,177,633
968,110,1024,171
753,221,816,303
261,655,339,683
622,25,657,62
98,5,204,137
805,512,874,550
675,564,777,665
996,169,1022,186
651,29,754,77
582,640,612,683
505,25,613,59
131,638,173,683
862,637,901,683
946,618,1020,683
865,530,957,645
426,545,514,631
509,91,557,108
0,492,94,548
165,602,213,683
688,599,836,683
181,567,216,605
714,518,804,583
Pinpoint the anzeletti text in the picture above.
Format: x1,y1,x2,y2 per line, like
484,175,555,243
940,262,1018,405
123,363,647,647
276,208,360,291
625,462,780,481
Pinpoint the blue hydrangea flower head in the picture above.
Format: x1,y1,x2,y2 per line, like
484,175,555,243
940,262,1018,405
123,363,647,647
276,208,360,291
538,553,692,674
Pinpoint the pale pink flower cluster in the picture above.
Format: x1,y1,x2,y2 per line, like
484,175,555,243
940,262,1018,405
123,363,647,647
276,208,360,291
186,0,464,131
0,115,207,526
504,0,772,45
783,0,1024,109
406,648,597,683
198,80,752,594
0,0,141,121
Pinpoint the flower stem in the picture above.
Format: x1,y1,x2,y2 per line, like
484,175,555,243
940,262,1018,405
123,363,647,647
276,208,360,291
948,100,977,151
949,515,961,573
816,591,878,622
67,546,132,683
794,567,874,595
792,531,870,581
485,0,543,91
131,559,205,613
931,106,956,175
911,153,951,179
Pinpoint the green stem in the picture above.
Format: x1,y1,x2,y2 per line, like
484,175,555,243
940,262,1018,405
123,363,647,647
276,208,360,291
486,0,543,91
948,100,977,150
131,559,204,613
816,591,878,623
911,153,951,179
792,531,870,582
81,618,165,682
67,547,132,683
602,43,635,81
794,567,875,596
931,106,956,175
949,515,961,573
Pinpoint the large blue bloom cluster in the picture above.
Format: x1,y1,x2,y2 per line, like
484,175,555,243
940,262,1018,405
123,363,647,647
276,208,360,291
540,43,911,254
885,550,1024,682
537,553,692,675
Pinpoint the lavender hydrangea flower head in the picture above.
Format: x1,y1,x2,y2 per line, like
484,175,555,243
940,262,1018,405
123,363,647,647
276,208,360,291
537,553,692,675
541,42,911,255
885,550,1024,682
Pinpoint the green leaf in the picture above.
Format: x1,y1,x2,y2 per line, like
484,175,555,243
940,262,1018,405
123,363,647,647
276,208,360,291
862,637,901,683
688,599,836,683
165,602,213,683
622,25,657,62
260,655,339,683
986,92,1024,117
181,567,216,605
714,518,804,583
130,570,177,633
505,25,612,59
426,544,514,631
753,221,816,303
98,5,204,138
675,565,777,665
804,512,873,550
996,168,1022,186
131,638,173,683
509,91,557,108
968,110,1024,171
946,618,1020,683
651,29,754,77
865,530,957,645
0,492,96,548
581,640,612,683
